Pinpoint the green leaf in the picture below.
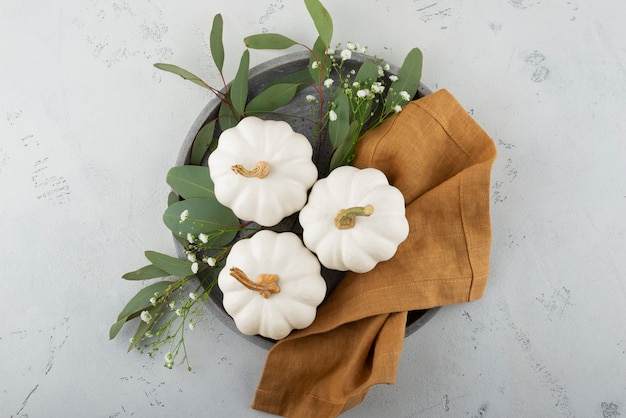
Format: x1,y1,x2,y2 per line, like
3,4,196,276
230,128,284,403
245,83,300,114
163,198,239,247
230,50,250,118
308,36,327,85
154,63,210,90
304,0,333,49
218,98,238,131
330,120,360,170
166,166,214,200
355,60,379,83
145,251,195,277
109,318,127,340
115,280,173,323
167,191,180,207
244,33,298,50
272,68,314,91
385,48,423,112
122,264,170,281
190,120,216,165
328,90,350,148
210,14,225,74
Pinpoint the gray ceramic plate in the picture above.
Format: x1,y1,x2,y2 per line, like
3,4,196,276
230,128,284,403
175,50,439,350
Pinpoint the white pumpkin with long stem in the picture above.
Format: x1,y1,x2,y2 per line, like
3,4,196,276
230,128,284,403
218,230,326,340
208,116,318,227
299,165,409,273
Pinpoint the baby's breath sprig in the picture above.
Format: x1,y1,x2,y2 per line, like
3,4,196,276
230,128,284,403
130,265,216,371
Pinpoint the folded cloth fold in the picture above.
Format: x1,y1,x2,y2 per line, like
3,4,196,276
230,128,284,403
252,89,497,417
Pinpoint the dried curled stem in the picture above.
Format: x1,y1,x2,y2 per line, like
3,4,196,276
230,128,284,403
231,161,270,178
229,267,280,298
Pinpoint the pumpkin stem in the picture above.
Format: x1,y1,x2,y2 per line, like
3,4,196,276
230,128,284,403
229,267,280,298
231,161,270,179
334,205,374,229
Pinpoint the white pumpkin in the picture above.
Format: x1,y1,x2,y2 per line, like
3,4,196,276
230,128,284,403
208,116,318,227
299,165,409,273
218,230,326,340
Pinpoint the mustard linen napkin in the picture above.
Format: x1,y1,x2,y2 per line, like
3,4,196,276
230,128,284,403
251,89,497,417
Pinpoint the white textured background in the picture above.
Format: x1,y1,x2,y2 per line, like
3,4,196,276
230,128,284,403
1,1,625,417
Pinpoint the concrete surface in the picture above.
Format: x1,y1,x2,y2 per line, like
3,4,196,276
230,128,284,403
1,0,625,417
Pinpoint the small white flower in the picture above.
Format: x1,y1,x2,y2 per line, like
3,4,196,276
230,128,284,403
325,47,335,55
191,262,199,274
169,301,176,310
311,60,319,69
324,78,334,89
328,109,338,121
186,233,194,244
377,65,384,77
305,94,316,102
187,253,197,262
175,308,184,317
356,89,369,98
352,81,360,88
164,352,174,368
371,82,385,94
384,63,390,71
188,322,196,331
346,41,355,50
205,257,216,267
340,49,352,61
198,233,209,244
140,310,152,323
393,105,402,113
400,91,411,101
149,296,157,306
389,75,399,82
189,292,198,301
179,209,189,223
144,330,153,338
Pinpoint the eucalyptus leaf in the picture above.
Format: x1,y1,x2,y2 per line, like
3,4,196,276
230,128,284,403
145,250,195,277
272,68,314,92
308,36,327,85
328,90,350,148
304,0,333,49
355,60,379,83
230,50,250,118
166,165,214,200
210,14,225,74
115,280,174,323
167,191,180,207
154,63,210,90
109,318,127,340
163,198,239,247
244,33,298,50
190,120,216,165
329,120,360,170
385,47,423,112
218,97,237,131
245,83,300,114
122,264,170,281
